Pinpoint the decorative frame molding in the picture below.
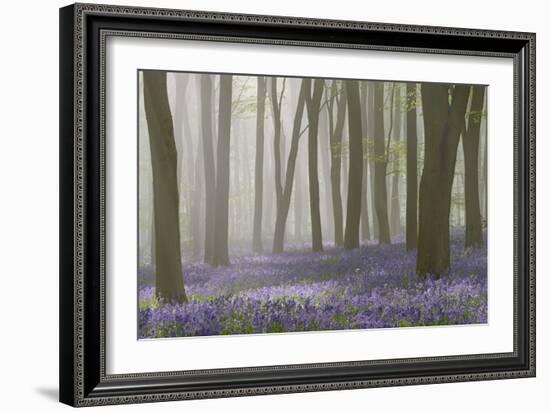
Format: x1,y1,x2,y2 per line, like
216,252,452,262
59,3,535,407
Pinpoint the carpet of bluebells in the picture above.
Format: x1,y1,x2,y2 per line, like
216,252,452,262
138,231,487,338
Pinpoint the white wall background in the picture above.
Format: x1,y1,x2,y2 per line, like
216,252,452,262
0,0,545,409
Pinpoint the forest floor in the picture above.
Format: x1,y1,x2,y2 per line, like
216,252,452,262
138,230,487,338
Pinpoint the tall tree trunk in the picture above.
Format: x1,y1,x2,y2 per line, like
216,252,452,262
143,71,187,303
213,75,232,266
192,137,204,260
175,75,199,255
328,81,346,246
294,150,304,242
253,77,266,253
305,78,325,252
360,82,370,241
367,82,379,240
319,102,334,243
390,85,402,237
270,77,284,227
200,75,216,264
406,82,418,250
416,84,470,279
481,97,488,223
273,80,307,253
374,82,391,244
344,80,363,249
463,85,485,248
231,123,240,241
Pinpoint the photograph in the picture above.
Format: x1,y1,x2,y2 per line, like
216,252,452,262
137,71,488,339
55,2,536,407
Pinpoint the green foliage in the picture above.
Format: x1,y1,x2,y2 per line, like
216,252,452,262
466,109,487,124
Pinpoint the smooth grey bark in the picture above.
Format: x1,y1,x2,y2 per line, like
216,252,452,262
374,82,391,244
200,75,216,264
175,75,199,254
481,97,488,222
416,84,470,279
406,82,418,250
231,122,241,240
344,80,364,249
462,85,486,248
173,75,188,189
360,81,370,241
270,77,284,221
192,133,204,260
305,78,325,252
272,80,307,253
390,85,402,237
327,80,346,247
143,71,188,303
213,75,232,266
319,100,334,243
294,150,304,242
367,82,379,240
253,77,266,253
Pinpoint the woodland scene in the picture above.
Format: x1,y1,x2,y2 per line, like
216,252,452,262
138,70,488,338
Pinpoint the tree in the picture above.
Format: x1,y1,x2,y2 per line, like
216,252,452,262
390,85,403,237
374,82,391,244
304,78,325,251
462,85,486,248
213,75,233,266
273,80,307,253
319,97,334,242
175,75,202,257
200,75,216,264
270,77,285,227
142,71,188,303
406,82,418,250
367,82,379,240
252,77,266,253
344,80,363,249
416,84,470,279
359,81,370,241
326,80,347,246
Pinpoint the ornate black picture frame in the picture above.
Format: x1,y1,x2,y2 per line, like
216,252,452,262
59,3,535,407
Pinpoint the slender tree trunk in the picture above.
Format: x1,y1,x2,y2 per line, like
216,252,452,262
374,82,391,244
192,137,204,260
201,75,216,264
173,75,187,190
319,102,334,243
241,122,253,239
344,80,363,249
406,83,418,250
305,78,325,252
360,82,370,241
367,82,379,240
213,75,232,266
150,210,155,263
253,77,266,253
270,77,284,227
294,150,304,242
273,80,307,253
231,123,240,241
416,84,470,279
175,75,199,255
143,71,187,303
390,85,402,237
463,85,485,248
481,97,488,223
328,81,346,246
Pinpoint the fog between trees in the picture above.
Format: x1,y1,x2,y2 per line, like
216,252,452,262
139,71,487,303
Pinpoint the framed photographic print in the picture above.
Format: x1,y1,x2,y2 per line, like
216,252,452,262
59,2,536,407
